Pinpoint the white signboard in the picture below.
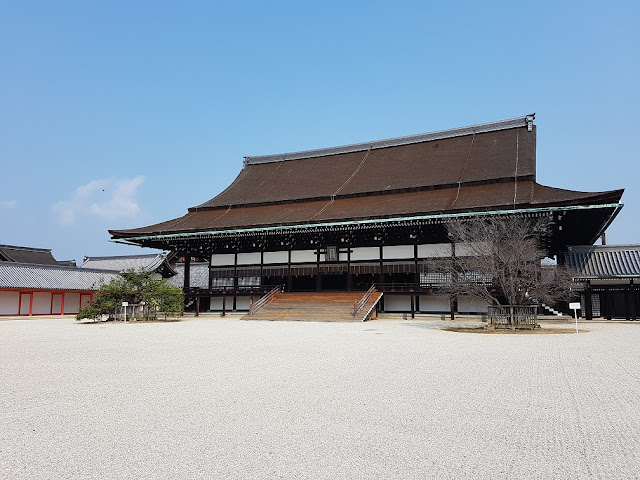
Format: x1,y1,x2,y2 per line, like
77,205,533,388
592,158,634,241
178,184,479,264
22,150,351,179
122,302,129,307
569,302,580,334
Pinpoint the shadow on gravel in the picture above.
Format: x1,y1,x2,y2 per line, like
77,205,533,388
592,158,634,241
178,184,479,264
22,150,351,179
444,327,588,334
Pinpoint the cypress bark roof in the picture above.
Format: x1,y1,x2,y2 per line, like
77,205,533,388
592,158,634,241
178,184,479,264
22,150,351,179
112,181,622,237
109,115,623,240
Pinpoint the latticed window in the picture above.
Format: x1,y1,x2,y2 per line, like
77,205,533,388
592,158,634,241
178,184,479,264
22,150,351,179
211,277,233,287
420,272,451,286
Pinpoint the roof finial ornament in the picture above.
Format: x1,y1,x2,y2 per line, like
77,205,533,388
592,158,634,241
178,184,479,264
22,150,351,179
526,113,535,132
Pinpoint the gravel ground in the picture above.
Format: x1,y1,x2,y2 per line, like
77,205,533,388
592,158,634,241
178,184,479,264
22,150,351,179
1,317,639,479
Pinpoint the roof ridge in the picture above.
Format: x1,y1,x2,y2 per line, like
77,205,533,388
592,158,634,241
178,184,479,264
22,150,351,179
0,244,52,252
244,114,535,166
568,244,640,250
0,261,121,273
83,253,163,260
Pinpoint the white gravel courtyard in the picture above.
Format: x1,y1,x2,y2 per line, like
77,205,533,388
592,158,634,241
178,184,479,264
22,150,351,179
1,317,639,479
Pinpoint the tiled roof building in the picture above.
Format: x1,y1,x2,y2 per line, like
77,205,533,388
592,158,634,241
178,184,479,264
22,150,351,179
109,115,625,315
566,245,639,320
81,253,175,278
0,262,119,316
0,244,61,265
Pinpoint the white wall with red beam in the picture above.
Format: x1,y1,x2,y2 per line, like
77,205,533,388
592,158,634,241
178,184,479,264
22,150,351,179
0,289,94,316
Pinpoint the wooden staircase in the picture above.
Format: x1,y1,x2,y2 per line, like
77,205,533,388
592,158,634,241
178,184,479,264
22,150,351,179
244,291,380,322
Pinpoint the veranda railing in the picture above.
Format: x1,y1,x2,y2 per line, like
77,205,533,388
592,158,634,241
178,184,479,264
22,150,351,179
250,285,282,315
354,284,377,318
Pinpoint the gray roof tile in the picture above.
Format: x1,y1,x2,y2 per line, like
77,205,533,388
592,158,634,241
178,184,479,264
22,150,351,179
566,245,640,278
0,262,120,290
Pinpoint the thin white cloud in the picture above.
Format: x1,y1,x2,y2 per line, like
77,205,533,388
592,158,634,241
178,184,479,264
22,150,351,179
1,200,17,209
52,176,145,225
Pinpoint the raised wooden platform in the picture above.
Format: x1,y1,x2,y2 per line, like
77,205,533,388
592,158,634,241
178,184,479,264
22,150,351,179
245,291,381,322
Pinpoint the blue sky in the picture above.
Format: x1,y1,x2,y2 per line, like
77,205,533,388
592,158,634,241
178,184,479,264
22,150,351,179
1,1,638,262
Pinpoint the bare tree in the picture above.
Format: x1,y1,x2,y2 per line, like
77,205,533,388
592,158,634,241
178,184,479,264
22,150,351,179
432,215,579,307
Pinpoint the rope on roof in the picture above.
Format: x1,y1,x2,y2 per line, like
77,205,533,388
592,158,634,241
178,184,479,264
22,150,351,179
308,146,372,221
514,129,519,208
451,133,475,207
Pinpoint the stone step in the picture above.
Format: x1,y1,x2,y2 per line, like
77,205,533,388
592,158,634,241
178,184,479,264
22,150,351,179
246,291,371,322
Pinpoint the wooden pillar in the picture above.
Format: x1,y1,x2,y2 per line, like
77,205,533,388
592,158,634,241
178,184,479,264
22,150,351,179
183,254,191,291
414,244,419,285
631,280,637,321
233,252,239,291
28,292,33,317
222,296,226,317
195,296,200,317
585,284,593,320
625,283,632,321
316,248,321,291
450,296,455,321
260,251,264,286
410,294,415,319
287,249,292,292
346,247,352,291
450,242,456,320
378,245,385,284
61,293,65,316
415,294,420,313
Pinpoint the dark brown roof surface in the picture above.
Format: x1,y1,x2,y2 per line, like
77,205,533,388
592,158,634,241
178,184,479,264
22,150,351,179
0,245,60,265
110,117,624,240
111,181,623,238
194,126,536,210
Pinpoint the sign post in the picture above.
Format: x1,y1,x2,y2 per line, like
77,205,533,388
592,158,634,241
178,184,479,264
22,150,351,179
122,301,129,323
569,302,580,333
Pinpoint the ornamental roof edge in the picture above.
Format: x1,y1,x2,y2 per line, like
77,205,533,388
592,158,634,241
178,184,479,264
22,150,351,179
244,114,535,166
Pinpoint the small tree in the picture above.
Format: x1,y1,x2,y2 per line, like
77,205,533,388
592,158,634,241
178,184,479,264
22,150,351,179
76,269,184,321
433,215,578,308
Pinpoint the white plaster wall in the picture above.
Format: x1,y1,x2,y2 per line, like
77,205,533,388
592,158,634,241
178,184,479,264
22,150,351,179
64,293,81,314
20,294,30,314
290,250,316,263
52,294,63,314
351,247,380,261
237,252,261,265
384,295,411,312
457,296,489,313
319,252,348,262
33,292,52,315
235,297,251,311
263,251,289,264
81,295,91,309
383,245,414,260
419,295,449,312
209,297,224,310
211,254,235,266
418,243,452,258
455,242,489,257
238,277,260,286
0,291,20,315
